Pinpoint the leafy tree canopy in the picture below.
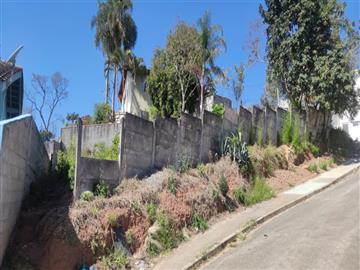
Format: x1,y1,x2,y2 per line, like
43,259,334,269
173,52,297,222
146,22,201,118
260,0,360,117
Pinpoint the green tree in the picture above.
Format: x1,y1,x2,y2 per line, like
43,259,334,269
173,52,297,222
197,11,227,118
146,22,201,118
93,103,113,124
232,64,245,108
260,0,360,125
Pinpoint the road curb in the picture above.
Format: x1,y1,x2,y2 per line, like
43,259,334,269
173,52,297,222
183,164,360,270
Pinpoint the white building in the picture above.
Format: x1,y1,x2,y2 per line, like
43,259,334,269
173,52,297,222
332,71,360,141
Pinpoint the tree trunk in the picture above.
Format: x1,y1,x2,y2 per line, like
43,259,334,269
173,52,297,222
120,69,128,113
112,66,117,119
105,68,109,104
200,67,205,119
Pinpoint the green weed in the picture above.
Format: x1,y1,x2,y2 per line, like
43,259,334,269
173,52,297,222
218,174,229,196
94,180,110,198
100,248,129,270
308,163,319,173
192,213,209,232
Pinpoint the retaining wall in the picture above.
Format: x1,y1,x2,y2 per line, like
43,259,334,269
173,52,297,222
0,115,49,263
72,102,325,198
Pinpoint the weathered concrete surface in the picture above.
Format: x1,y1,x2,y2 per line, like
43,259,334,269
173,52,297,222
251,105,265,145
119,113,154,179
153,161,360,270
203,166,360,270
61,122,121,151
154,117,178,169
201,111,222,162
265,106,277,145
0,115,49,263
178,113,202,166
238,106,252,143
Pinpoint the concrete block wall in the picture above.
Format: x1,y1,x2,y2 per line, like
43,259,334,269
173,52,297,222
61,123,121,151
251,106,266,145
238,106,252,143
0,115,49,263
201,111,223,162
118,113,155,179
153,117,178,169
265,106,277,145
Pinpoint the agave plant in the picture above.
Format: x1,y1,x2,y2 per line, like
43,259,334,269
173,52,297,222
221,131,250,171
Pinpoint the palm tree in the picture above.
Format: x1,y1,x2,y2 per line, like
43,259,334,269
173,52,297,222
92,0,137,111
197,11,226,117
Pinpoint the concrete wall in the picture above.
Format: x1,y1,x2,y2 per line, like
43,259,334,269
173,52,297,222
0,115,49,263
276,107,287,144
119,113,154,179
238,106,252,143
265,106,277,145
201,111,223,162
251,106,266,145
61,123,121,151
154,117,178,169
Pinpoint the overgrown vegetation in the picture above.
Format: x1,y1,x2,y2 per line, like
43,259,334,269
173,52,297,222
211,103,225,118
148,213,184,256
89,135,119,160
100,248,129,270
221,132,251,173
218,174,229,196
93,103,113,124
56,141,76,190
243,177,274,206
308,163,319,173
80,191,95,202
192,213,208,232
94,180,110,198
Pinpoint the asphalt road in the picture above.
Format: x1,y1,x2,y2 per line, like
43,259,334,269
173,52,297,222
202,169,360,270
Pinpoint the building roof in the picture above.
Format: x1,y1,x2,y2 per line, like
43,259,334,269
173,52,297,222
0,60,22,81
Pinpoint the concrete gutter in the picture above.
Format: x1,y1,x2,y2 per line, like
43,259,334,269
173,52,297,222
153,161,360,270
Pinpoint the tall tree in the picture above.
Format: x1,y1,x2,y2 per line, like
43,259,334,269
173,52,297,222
27,72,69,140
197,11,227,118
146,22,201,118
232,64,245,108
91,0,137,112
260,0,360,122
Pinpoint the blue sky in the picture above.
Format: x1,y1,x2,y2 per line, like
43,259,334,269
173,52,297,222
1,0,359,133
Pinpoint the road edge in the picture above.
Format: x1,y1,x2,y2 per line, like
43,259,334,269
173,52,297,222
184,164,360,270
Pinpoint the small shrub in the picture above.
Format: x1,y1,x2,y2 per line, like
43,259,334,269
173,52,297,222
94,180,110,198
244,177,274,206
319,161,328,171
100,248,129,270
167,176,179,195
146,203,157,223
308,163,319,173
148,105,159,120
56,141,76,190
80,191,95,202
218,174,229,196
147,241,160,257
212,103,225,118
196,163,206,178
233,186,246,204
174,155,191,173
192,213,208,232
221,132,251,172
151,214,183,252
328,157,335,167
106,212,119,228
308,142,320,156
